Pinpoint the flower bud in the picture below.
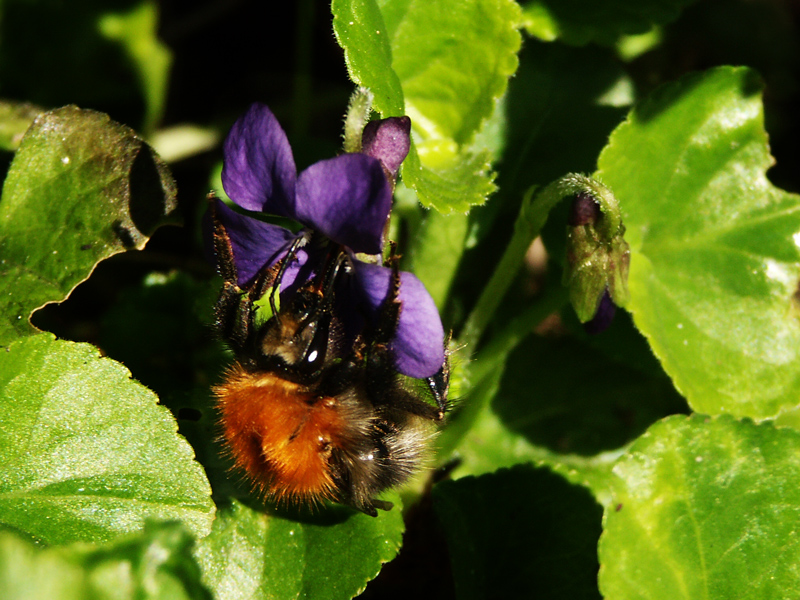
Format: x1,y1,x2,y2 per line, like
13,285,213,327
361,116,411,183
563,191,630,333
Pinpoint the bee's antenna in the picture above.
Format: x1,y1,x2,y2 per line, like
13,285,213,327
315,245,347,305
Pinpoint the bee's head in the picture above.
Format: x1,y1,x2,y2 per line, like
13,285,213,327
256,287,332,381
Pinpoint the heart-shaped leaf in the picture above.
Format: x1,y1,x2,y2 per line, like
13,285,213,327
596,67,800,419
0,334,214,545
0,105,178,345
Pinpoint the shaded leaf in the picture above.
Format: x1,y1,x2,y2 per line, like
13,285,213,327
493,334,687,456
596,66,800,419
0,0,169,131
0,522,211,600
0,334,214,545
465,412,625,508
194,498,405,600
445,374,623,506
98,1,173,134
433,465,602,600
600,414,800,599
0,105,178,345
520,0,696,45
408,210,470,310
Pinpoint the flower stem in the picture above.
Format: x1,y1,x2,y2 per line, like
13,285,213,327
343,87,374,153
459,173,614,347
437,282,569,457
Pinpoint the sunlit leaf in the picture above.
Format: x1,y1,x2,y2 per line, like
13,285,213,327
600,414,800,599
332,0,521,212
596,67,800,419
0,334,214,545
194,498,404,600
0,522,210,600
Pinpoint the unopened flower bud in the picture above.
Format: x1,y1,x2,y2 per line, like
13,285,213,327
563,190,629,333
568,192,602,227
361,116,411,183
583,288,616,334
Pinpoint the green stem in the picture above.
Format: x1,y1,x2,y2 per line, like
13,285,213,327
343,88,374,153
469,284,569,384
459,173,620,348
437,283,569,458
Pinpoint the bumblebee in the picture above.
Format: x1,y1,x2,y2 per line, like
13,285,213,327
209,206,449,516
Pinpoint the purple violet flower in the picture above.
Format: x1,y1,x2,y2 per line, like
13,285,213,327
207,103,444,379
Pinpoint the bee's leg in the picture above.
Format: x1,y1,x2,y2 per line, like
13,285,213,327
209,200,253,355
425,346,450,420
363,244,403,392
329,423,396,518
365,246,450,420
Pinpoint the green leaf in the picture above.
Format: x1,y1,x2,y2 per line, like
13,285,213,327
194,498,405,600
0,101,41,151
0,522,211,600
98,1,173,135
596,67,800,419
433,465,602,600
332,0,521,212
402,145,497,214
0,334,214,545
408,210,470,310
381,0,520,146
0,106,178,346
331,0,404,116
445,328,685,505
599,414,800,599
493,334,686,456
450,406,623,507
520,0,696,45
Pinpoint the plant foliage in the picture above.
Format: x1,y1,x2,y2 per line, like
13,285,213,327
2,0,800,598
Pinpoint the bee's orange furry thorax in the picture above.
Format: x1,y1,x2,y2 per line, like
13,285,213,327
215,365,347,504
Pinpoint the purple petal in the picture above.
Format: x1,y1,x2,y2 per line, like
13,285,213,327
352,261,445,379
221,103,298,216
568,192,601,227
295,154,392,254
584,289,616,334
207,198,298,287
361,116,411,180
276,241,324,301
